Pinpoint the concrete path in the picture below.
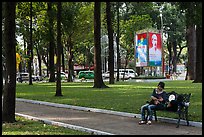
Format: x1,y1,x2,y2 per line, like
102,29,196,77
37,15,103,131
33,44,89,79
15,99,202,135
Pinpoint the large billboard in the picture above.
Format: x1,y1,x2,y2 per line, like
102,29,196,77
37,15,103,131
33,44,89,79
148,33,162,66
135,32,162,67
135,33,148,67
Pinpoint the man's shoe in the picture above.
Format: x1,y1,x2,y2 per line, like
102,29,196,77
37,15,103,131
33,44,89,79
138,120,146,125
146,120,151,125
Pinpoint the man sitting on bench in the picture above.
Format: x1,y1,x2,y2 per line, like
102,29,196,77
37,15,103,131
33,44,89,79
138,82,168,125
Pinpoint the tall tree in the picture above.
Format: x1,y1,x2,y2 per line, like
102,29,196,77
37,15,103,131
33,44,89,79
55,2,63,96
186,25,196,80
2,2,17,123
2,2,6,94
47,2,55,82
67,37,74,82
28,2,33,85
61,2,81,82
194,26,202,83
106,2,114,84
116,2,121,82
93,2,108,88
193,2,202,83
179,2,197,80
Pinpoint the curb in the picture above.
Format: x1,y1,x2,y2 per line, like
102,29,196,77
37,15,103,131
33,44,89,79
16,98,202,128
15,113,114,135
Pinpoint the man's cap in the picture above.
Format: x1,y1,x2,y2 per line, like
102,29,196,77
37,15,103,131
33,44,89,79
158,81,165,89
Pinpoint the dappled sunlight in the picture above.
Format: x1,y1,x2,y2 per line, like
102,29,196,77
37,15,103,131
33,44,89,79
46,85,93,88
17,93,30,96
47,117,89,121
108,84,155,90
34,82,91,86
35,83,56,86
108,84,133,87
167,87,202,89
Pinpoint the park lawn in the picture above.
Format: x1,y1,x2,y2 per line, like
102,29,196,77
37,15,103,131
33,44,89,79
16,80,202,122
2,116,91,135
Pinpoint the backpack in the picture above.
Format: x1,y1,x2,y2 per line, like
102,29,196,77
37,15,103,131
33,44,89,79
166,91,179,112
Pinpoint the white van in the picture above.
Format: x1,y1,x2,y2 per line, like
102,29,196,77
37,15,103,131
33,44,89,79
117,69,137,79
102,69,137,79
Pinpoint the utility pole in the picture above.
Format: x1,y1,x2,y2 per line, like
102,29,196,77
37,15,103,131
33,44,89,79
160,5,164,77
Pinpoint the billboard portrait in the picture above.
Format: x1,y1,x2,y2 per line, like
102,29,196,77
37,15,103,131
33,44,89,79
135,33,148,67
148,33,162,66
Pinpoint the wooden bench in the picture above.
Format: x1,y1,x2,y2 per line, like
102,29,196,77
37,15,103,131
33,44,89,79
147,91,191,128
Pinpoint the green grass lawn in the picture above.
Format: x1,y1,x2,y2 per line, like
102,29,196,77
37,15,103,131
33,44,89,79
2,116,91,135
15,80,202,122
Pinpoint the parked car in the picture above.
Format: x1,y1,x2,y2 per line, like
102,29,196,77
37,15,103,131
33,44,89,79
17,72,44,82
78,71,94,79
117,69,138,79
16,72,29,82
32,75,43,81
102,71,116,79
54,72,68,80
102,69,137,79
102,71,129,79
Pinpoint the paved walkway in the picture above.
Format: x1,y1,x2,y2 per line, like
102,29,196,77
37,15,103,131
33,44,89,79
15,98,202,135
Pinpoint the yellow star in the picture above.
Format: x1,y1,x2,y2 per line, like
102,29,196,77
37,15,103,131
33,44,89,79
141,37,144,42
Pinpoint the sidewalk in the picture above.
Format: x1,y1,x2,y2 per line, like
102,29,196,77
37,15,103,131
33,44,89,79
15,98,202,135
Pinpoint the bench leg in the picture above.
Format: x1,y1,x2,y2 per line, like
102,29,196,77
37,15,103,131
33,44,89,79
185,112,189,126
186,120,189,126
154,110,158,121
176,114,181,128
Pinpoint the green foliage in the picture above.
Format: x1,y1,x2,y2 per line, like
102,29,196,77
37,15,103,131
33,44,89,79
61,2,80,36
120,14,153,60
13,2,194,74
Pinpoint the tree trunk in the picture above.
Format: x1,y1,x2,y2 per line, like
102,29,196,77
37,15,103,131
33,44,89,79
48,2,55,82
36,45,42,76
55,2,63,96
116,2,121,82
23,36,27,72
93,2,108,88
172,40,177,73
2,2,16,123
186,25,196,80
184,3,197,81
106,2,114,84
68,37,74,82
61,45,65,73
28,2,33,85
193,26,202,83
167,40,172,75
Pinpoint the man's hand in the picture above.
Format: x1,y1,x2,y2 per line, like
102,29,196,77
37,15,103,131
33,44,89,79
158,97,163,102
